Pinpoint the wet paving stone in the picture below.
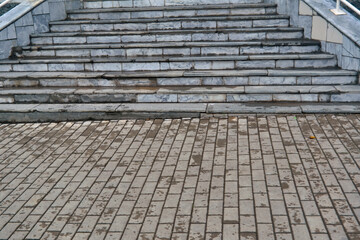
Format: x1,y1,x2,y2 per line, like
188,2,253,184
0,115,360,239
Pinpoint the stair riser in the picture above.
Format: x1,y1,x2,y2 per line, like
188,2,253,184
31,31,304,45
20,45,321,58
0,59,337,72
50,19,289,32
1,76,356,88
82,0,264,9
1,93,358,104
69,7,275,20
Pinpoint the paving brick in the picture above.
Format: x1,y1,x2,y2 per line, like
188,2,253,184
0,116,359,239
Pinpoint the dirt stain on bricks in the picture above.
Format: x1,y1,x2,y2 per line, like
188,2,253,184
132,210,144,220
190,154,202,166
281,182,289,190
208,233,221,239
216,138,226,148
293,211,302,224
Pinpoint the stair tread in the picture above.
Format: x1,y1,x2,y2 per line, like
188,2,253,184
0,69,356,79
22,40,320,50
1,103,360,115
2,85,360,95
68,3,277,14
51,14,290,25
2,53,335,64
31,27,304,37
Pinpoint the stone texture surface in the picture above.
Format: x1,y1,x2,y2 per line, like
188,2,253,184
0,115,360,239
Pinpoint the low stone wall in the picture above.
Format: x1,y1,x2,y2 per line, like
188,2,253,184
266,0,360,72
0,0,80,60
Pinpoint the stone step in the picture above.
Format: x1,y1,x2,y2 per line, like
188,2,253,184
81,0,265,9
0,70,357,87
0,54,338,72
18,40,321,58
69,3,274,20
1,102,360,123
30,27,304,45
1,85,359,104
50,15,290,32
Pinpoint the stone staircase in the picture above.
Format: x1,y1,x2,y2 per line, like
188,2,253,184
0,0,359,122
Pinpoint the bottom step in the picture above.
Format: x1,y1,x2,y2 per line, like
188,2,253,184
1,85,360,104
1,103,360,122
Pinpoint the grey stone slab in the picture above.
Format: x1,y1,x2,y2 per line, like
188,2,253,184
48,64,84,71
157,86,244,94
123,62,160,71
192,33,228,41
93,63,122,71
80,94,136,103
99,12,131,20
0,24,16,40
331,94,360,103
33,103,121,112
229,32,266,41
117,103,207,112
273,94,302,102
16,26,34,46
15,12,34,27
32,1,50,15
227,94,272,102
0,104,39,112
207,103,302,113
276,60,294,68
54,36,86,44
224,77,249,85
294,59,337,68
0,64,12,72
114,23,147,31
268,69,357,77
87,36,120,44
253,19,289,27
341,56,360,71
301,104,360,113
0,88,76,95
33,14,50,33
157,78,201,86
312,76,357,85
0,96,14,103
184,70,267,77
249,76,296,85
236,60,275,69
52,24,81,32
178,94,226,102
334,85,360,93
202,77,223,85
49,1,67,21
217,20,252,28
31,37,53,45
169,62,193,70
137,94,177,103
122,35,156,43
13,64,48,72
14,94,50,103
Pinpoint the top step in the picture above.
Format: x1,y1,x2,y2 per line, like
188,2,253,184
68,3,276,20
82,0,265,9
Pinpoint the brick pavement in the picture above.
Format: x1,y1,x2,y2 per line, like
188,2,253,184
0,115,360,240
